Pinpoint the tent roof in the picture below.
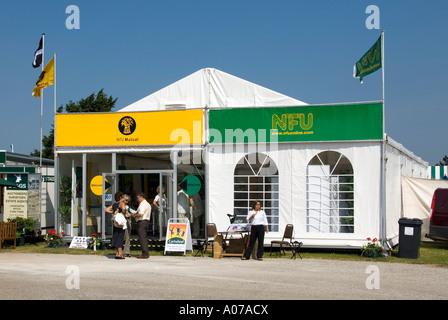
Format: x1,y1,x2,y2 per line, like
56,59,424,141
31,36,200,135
119,68,307,112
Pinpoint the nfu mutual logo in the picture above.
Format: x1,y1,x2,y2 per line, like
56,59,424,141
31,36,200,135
118,116,136,136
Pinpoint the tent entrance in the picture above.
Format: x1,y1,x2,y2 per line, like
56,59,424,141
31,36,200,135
101,170,175,241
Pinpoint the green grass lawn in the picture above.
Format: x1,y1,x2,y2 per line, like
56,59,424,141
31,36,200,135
3,240,448,267
295,241,448,267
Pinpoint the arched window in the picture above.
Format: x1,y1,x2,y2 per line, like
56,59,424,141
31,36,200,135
306,151,354,233
234,153,279,232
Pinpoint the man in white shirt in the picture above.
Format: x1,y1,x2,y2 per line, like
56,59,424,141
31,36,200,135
133,192,151,259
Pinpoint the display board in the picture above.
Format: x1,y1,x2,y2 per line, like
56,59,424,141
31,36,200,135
164,218,192,255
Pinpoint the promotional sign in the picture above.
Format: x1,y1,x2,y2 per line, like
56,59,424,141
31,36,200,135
55,109,203,147
69,236,90,249
209,102,383,143
164,218,193,255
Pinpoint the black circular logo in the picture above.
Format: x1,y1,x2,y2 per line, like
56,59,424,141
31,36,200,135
118,116,136,135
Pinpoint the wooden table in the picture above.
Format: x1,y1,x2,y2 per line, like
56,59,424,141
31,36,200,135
217,231,250,258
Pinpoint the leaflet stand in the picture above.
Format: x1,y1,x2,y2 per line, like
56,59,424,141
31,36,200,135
164,218,193,256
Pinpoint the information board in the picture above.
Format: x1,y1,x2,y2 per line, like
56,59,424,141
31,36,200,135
69,236,90,249
3,190,28,220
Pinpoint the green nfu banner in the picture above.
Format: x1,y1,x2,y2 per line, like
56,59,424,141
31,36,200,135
353,35,382,83
209,102,383,143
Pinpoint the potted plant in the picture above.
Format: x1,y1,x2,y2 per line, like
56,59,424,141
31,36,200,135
15,231,25,246
89,233,104,250
59,175,73,234
44,230,64,248
361,237,384,258
7,217,37,246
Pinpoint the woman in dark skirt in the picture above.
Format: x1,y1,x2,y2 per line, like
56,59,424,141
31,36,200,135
108,194,129,259
111,226,126,258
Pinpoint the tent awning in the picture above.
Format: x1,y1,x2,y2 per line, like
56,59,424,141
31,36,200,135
0,177,18,187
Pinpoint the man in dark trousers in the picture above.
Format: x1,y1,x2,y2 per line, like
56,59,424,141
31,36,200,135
133,192,151,259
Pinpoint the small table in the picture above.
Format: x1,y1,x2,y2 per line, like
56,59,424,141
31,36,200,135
217,231,250,258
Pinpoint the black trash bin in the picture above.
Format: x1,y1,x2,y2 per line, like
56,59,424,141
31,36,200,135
398,218,423,259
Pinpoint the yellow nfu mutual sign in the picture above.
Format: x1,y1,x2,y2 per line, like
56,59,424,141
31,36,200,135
55,109,203,147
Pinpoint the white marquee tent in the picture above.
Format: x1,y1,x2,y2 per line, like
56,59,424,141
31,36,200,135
111,68,429,248
120,68,307,111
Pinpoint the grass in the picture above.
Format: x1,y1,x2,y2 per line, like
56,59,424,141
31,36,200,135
296,241,448,267
2,240,448,267
405,241,448,266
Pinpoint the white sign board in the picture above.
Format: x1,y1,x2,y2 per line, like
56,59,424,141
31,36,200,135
164,218,192,255
3,190,28,221
69,236,90,249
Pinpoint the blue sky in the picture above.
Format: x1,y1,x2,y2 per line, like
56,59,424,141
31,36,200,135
0,0,447,164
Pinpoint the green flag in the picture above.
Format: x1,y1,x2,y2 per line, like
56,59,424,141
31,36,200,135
353,35,382,83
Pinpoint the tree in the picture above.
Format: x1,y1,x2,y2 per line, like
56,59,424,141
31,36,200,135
61,88,117,113
437,156,448,166
30,89,117,159
30,126,55,159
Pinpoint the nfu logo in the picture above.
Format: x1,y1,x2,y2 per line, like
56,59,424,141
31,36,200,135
118,116,136,135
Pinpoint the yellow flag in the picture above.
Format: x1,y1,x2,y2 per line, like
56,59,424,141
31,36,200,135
32,57,54,97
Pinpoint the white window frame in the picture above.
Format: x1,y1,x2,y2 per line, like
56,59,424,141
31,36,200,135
234,153,279,232
306,152,354,233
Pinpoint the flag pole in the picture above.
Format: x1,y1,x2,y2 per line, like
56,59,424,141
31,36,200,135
53,52,57,235
54,52,57,114
380,30,387,248
382,30,385,123
39,33,45,169
38,33,45,238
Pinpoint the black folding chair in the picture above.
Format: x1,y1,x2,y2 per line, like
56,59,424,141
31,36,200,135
194,239,205,257
291,241,303,260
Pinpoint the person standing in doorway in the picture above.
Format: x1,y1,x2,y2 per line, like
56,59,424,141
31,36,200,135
153,185,167,231
242,200,269,261
133,192,151,259
177,185,190,220
191,193,204,238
